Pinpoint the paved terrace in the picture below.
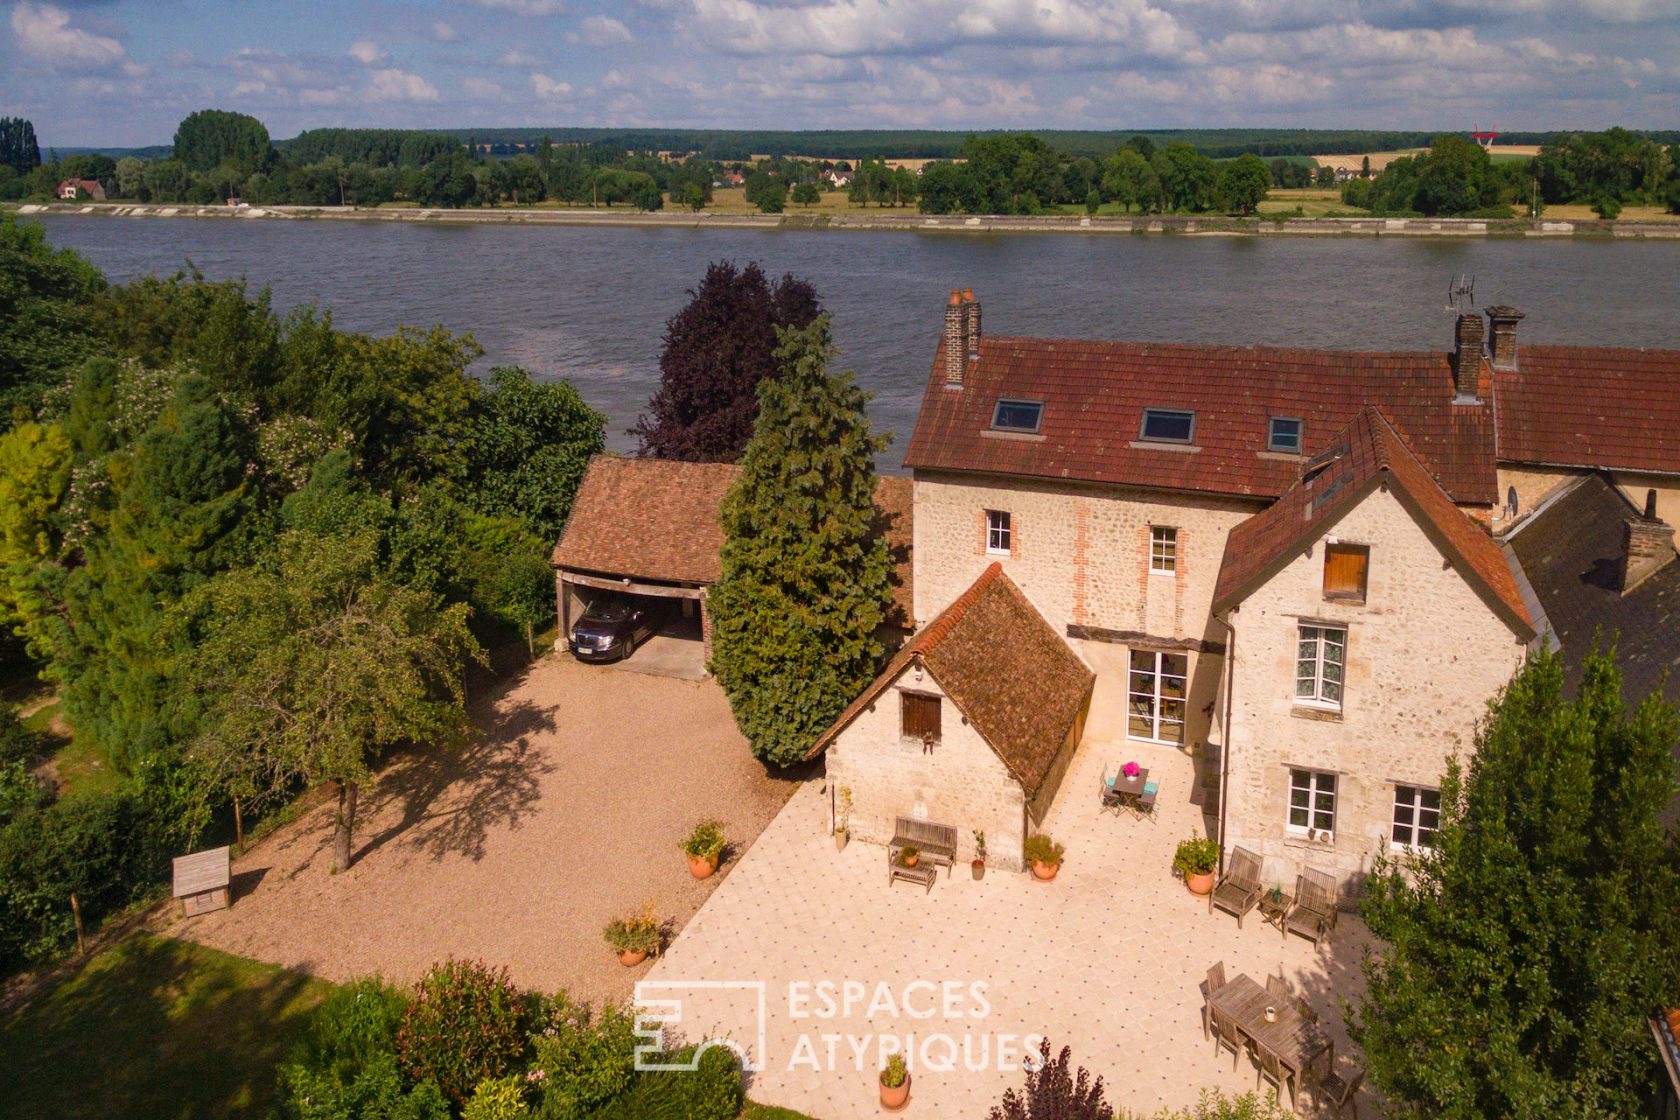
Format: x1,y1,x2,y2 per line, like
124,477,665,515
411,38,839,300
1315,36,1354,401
646,738,1377,1118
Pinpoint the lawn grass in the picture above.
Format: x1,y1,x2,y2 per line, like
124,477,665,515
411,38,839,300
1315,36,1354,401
0,933,333,1120
25,700,120,799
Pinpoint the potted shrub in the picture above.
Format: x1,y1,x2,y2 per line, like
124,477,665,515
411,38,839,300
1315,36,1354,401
972,830,987,881
897,844,920,869
1024,834,1065,881
603,901,662,966
680,819,726,879
1173,836,1221,896
834,786,853,852
879,1052,910,1110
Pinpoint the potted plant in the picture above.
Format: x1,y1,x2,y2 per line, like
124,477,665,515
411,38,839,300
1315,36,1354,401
603,901,662,966
971,830,987,880
834,786,853,852
1122,760,1141,781
680,819,726,879
879,1053,910,1110
1024,834,1065,881
1173,836,1221,896
898,844,920,869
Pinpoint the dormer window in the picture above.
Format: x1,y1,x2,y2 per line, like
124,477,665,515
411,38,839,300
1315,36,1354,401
1268,417,1303,454
1140,408,1195,444
991,399,1044,433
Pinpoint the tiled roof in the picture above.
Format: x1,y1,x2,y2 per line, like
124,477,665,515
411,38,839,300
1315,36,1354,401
1213,407,1534,639
1504,473,1680,708
551,455,914,623
1496,347,1680,476
806,564,1095,795
903,336,1497,505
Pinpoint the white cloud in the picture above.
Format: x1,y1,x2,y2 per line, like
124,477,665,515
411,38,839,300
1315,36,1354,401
463,0,566,14
349,39,386,64
432,20,460,41
530,72,573,98
462,76,507,98
500,47,540,65
567,14,634,45
11,2,127,68
367,67,440,101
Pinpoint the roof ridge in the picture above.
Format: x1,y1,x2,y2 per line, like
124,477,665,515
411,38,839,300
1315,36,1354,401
911,561,1004,656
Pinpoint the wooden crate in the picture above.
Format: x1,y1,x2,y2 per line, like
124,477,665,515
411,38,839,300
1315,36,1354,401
172,846,232,917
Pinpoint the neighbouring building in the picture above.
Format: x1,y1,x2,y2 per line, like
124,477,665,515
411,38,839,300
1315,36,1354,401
56,178,106,201
807,288,1680,893
1656,1006,1680,1120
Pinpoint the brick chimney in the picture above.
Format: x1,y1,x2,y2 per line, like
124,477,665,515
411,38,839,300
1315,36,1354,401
962,289,981,362
1485,305,1524,371
1622,490,1676,595
1451,313,1485,401
943,289,965,387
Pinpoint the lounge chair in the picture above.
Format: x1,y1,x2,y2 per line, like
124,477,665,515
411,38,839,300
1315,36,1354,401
1209,846,1264,927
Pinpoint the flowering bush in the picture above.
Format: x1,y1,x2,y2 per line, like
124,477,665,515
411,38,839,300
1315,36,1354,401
396,958,531,1106
1122,761,1141,779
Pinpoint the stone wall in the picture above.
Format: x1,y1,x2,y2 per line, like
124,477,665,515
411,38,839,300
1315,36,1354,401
825,664,1029,870
1218,486,1530,896
912,470,1258,746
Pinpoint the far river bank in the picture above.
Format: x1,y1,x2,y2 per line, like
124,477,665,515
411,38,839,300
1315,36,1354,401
12,200,1680,240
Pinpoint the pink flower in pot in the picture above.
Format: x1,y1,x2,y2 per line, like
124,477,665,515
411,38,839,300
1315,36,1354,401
1122,761,1140,779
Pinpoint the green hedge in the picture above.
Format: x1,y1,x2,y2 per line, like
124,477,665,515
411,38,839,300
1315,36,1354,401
587,1045,743,1120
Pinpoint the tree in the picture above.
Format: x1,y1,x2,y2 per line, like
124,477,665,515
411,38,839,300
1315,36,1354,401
792,181,821,206
1100,149,1157,213
182,530,483,870
744,172,787,214
708,316,894,767
1216,153,1272,215
1353,648,1680,1119
631,261,822,463
0,212,107,418
987,1037,1113,1120
463,366,606,542
0,118,41,175
1153,143,1217,212
172,109,274,174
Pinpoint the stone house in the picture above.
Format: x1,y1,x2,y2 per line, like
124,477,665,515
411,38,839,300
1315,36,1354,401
56,178,106,201
806,563,1093,871
809,289,1679,892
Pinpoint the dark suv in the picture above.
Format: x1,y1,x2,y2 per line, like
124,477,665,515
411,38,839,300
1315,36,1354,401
569,597,659,663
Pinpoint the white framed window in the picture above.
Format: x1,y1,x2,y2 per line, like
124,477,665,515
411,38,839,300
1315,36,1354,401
1392,785,1441,850
1268,417,1304,454
1295,624,1346,708
1288,768,1337,837
985,510,1011,555
1150,526,1178,573
1127,650,1187,745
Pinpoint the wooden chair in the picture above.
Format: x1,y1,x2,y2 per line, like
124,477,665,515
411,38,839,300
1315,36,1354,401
1266,973,1289,1000
1284,866,1340,946
1255,1042,1296,1111
1202,961,1227,1039
1100,768,1124,815
1209,1004,1247,1071
1209,846,1264,927
1309,1060,1364,1118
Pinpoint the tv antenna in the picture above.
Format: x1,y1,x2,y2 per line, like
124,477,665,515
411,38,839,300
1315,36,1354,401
1445,274,1475,314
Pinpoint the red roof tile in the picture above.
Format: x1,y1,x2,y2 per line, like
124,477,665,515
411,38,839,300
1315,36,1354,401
904,336,1497,505
1496,346,1680,476
1213,407,1533,639
806,564,1094,794
551,455,914,623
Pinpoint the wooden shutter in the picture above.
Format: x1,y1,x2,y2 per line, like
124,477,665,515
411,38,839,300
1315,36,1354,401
901,692,942,741
1323,544,1369,600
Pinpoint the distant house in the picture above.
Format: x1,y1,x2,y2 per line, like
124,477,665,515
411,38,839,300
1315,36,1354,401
56,178,106,201
725,170,746,187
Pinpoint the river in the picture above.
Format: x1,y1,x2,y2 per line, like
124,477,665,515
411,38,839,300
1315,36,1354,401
30,215,1680,464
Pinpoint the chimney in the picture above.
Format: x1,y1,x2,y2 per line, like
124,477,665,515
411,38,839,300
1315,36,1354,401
943,289,964,387
1485,305,1524,371
1451,313,1484,400
962,289,981,362
1621,490,1676,595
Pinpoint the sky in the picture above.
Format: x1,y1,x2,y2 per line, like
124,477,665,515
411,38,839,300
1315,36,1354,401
2,0,1678,148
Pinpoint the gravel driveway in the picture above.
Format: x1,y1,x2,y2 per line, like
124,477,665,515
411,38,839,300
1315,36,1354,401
169,654,799,1005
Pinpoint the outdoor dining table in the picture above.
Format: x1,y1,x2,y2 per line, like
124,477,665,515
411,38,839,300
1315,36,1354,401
1206,973,1332,1081
1104,768,1150,810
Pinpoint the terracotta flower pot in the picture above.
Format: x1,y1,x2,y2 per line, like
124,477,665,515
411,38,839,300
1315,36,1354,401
879,1072,911,1110
618,948,648,967
835,830,849,852
687,852,718,880
903,853,919,868
1185,870,1215,896
1031,860,1060,881
971,859,985,880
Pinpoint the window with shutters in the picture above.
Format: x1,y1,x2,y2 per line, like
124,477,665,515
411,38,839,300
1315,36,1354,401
1322,543,1369,603
900,691,942,743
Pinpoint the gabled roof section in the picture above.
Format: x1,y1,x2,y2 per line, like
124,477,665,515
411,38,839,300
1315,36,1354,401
551,455,915,624
1504,473,1680,707
806,564,1094,795
1495,346,1680,477
1213,407,1534,640
903,336,1497,505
